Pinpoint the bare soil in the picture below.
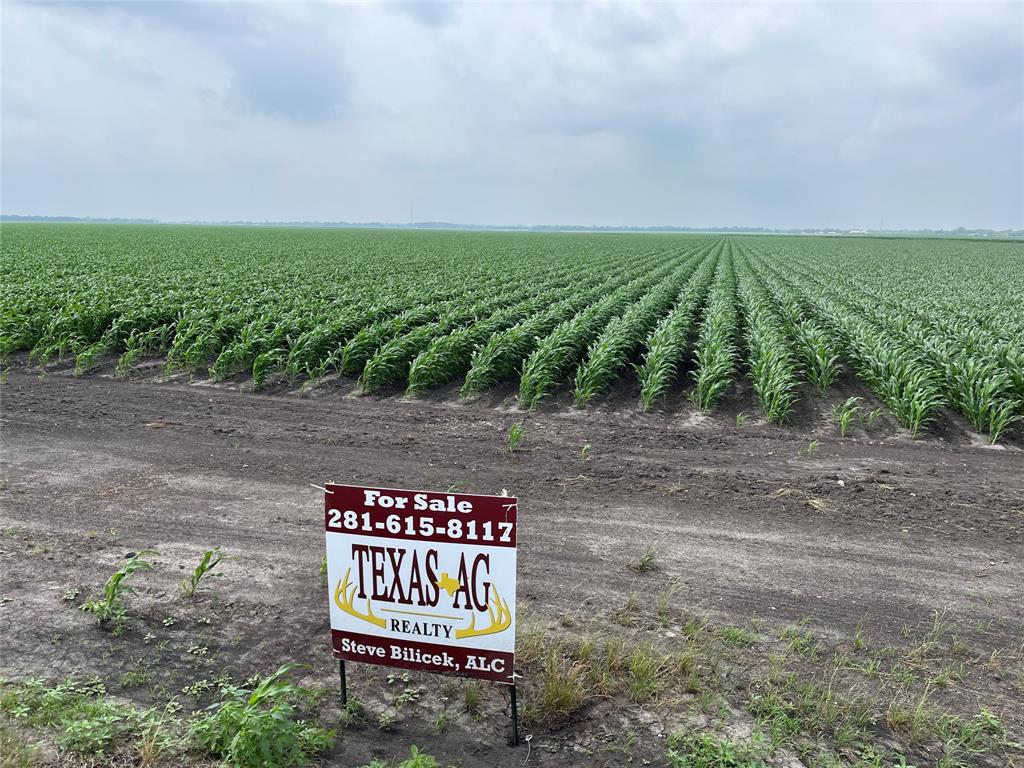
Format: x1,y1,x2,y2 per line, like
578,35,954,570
1,359,1022,767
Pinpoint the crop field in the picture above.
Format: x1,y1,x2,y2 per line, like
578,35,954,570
2,225,1022,443
2,224,1023,767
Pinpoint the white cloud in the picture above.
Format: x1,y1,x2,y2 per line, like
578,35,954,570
1,0,1021,228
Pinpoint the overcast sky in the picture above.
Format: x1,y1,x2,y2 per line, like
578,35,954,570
2,1,1022,229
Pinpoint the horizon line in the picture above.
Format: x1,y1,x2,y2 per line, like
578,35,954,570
2,214,1022,237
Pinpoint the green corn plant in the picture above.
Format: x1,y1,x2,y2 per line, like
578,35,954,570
340,268,524,379
82,548,158,630
885,365,943,438
755,255,944,437
859,407,883,430
406,296,550,395
735,250,799,423
520,250,696,409
361,321,449,393
749,348,798,423
982,399,1021,445
283,303,394,380
792,323,840,394
637,248,720,410
802,440,820,459
361,294,529,393
181,547,227,597
689,245,739,412
407,257,617,395
943,357,1020,443
517,315,588,408
73,340,108,375
507,423,525,454
995,345,1024,401
573,254,705,407
209,320,271,381
461,298,586,394
690,326,735,411
340,305,442,376
745,249,840,397
832,396,862,437
637,326,680,411
115,327,163,377
251,348,286,390
519,253,691,408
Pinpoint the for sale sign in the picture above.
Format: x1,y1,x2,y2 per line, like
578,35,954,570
324,484,517,684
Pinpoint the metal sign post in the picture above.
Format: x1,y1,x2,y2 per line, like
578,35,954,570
510,682,519,746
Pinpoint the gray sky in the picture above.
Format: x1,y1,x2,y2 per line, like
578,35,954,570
2,1,1022,229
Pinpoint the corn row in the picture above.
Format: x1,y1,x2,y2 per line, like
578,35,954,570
392,249,651,395
517,248,703,408
689,243,739,411
733,245,799,423
636,243,722,410
753,249,943,437
460,246,683,395
571,241,721,408
743,246,840,394
361,292,554,393
406,290,563,395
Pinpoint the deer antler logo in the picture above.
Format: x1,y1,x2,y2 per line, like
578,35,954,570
455,585,511,639
334,568,386,629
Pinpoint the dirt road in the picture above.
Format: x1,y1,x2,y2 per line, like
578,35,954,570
1,366,1022,766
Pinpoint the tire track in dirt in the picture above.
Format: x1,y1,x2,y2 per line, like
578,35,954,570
3,370,1021,640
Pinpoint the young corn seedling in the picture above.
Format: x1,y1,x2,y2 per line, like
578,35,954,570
181,547,226,597
82,548,158,630
507,423,525,454
801,440,820,459
832,396,862,437
859,407,883,431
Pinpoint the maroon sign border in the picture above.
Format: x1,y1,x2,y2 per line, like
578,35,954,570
325,483,518,685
